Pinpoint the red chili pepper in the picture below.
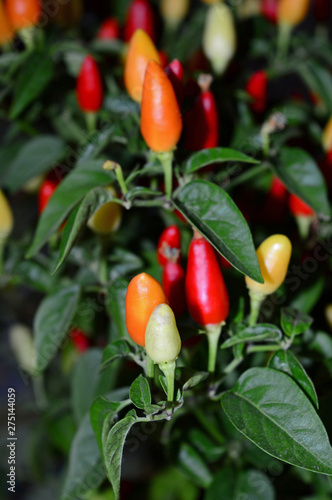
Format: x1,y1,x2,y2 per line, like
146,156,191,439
313,0,331,23
38,175,61,214
159,50,169,67
185,233,229,326
261,0,278,23
97,18,120,40
157,225,181,266
289,193,314,217
69,328,90,353
259,177,288,224
183,74,218,151
217,253,232,270
76,55,103,113
165,59,184,107
124,0,156,42
162,261,187,317
6,0,41,31
246,70,268,113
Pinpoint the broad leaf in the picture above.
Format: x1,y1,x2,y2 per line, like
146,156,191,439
221,324,282,349
273,148,330,218
106,279,130,340
299,61,332,114
280,308,313,337
268,350,318,409
185,147,259,174
26,160,113,258
176,442,213,488
182,371,209,391
173,181,263,282
221,368,332,474
129,375,151,409
33,285,80,373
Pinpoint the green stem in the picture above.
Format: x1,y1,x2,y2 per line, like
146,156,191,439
157,151,174,200
247,344,281,354
277,22,292,62
223,356,244,375
262,131,270,158
146,353,155,379
19,27,35,51
248,290,265,327
159,360,176,414
296,215,313,240
225,163,268,191
85,112,97,133
32,375,47,411
103,161,128,196
193,407,225,445
205,323,224,374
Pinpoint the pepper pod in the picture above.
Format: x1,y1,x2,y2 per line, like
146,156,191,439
261,0,278,23
160,0,189,31
165,59,184,107
259,177,288,225
245,234,292,325
145,303,181,406
124,0,156,42
183,73,218,151
246,70,268,114
87,187,122,235
69,328,90,353
76,55,103,132
185,231,229,373
141,60,182,199
202,3,236,75
124,29,160,102
53,0,83,29
289,194,315,239
277,0,311,59
162,261,187,317
0,1,13,47
38,174,61,214
0,190,13,273
6,0,41,47
157,225,181,266
97,18,120,40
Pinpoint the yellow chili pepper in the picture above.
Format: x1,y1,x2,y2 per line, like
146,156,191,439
87,187,122,235
160,0,189,29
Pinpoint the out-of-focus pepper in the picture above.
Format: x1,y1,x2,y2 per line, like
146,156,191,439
9,324,36,375
38,174,61,214
0,1,13,46
124,0,156,42
202,3,236,75
76,55,103,130
87,187,122,235
261,0,278,23
162,261,187,317
69,328,90,353
278,0,311,26
97,18,120,40
160,0,189,30
6,0,41,31
124,29,160,103
53,0,83,29
259,177,288,225
246,70,268,113
0,189,13,242
165,59,184,107
157,225,181,266
289,193,315,239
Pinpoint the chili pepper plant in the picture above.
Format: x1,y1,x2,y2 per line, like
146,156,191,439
1,1,332,499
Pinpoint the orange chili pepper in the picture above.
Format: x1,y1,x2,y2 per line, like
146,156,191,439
124,29,160,102
140,60,182,153
0,1,13,45
278,0,310,26
6,0,41,31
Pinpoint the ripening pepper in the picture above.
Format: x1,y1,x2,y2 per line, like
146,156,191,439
0,1,13,46
261,0,278,23
160,0,189,30
165,59,184,107
278,0,311,26
202,3,236,75
87,187,122,235
259,177,288,225
322,116,332,153
183,74,218,150
124,29,160,102
97,18,120,40
159,50,169,67
6,0,41,31
69,328,90,353
125,272,167,347
246,70,268,113
38,175,61,214
124,0,156,42
145,303,181,364
314,0,331,23
157,225,181,266
76,55,103,113
289,193,315,239
237,0,261,19
140,60,182,153
162,261,187,317
9,324,36,375
0,189,13,242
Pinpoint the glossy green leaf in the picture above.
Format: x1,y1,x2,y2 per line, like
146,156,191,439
61,414,105,500
221,324,282,349
106,279,130,340
53,187,117,273
173,181,263,282
10,51,54,119
185,147,259,174
221,368,332,474
289,275,325,314
101,339,132,370
280,308,313,337
268,350,318,409
188,429,225,463
33,285,80,373
26,160,113,258
129,375,151,409
5,136,66,192
182,371,209,391
273,148,330,218
176,442,213,488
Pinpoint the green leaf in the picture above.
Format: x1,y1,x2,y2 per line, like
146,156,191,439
176,442,213,488
53,187,116,273
103,413,138,500
101,339,132,370
205,468,275,500
106,279,129,340
33,285,80,373
26,160,112,258
299,61,332,114
185,147,259,174
289,275,325,314
182,371,209,391
5,136,66,192
221,324,282,349
188,429,225,463
61,414,105,500
221,368,332,474
10,51,54,119
273,147,330,218
129,375,151,409
173,180,263,282
268,350,319,409
280,308,313,337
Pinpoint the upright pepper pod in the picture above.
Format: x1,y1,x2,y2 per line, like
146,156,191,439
162,261,187,317
261,0,278,23
0,1,13,46
125,272,167,347
289,193,315,239
157,225,181,266
277,0,310,59
97,18,120,40
202,3,236,75
87,187,122,235
246,70,268,114
38,175,61,214
186,232,229,372
183,74,218,150
124,0,156,42
165,59,184,107
160,0,189,30
124,29,160,102
245,234,292,325
76,55,103,131
6,0,41,31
